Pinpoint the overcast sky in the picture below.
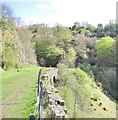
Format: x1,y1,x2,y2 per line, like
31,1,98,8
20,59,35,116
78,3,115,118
2,0,117,27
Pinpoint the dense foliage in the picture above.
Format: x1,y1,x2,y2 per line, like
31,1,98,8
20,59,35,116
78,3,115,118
96,37,116,67
1,4,37,69
71,21,118,38
34,25,73,67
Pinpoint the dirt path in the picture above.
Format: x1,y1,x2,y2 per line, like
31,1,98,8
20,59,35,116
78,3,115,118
2,69,38,118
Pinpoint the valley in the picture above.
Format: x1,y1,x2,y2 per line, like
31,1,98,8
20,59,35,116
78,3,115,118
0,2,118,119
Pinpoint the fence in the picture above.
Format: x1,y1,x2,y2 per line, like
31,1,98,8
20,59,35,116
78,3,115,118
30,69,67,119
29,69,42,120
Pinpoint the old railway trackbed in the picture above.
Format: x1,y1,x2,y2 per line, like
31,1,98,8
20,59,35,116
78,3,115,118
37,69,68,119
2,71,37,118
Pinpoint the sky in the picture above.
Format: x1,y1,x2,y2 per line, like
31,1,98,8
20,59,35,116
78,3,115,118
2,0,118,27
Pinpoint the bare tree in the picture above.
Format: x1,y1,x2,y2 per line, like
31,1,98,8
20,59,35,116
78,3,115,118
1,3,14,19
15,17,21,26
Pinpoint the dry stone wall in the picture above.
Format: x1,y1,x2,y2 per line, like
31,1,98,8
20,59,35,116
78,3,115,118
39,70,67,119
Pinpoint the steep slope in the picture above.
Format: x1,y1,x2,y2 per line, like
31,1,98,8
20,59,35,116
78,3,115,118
17,27,37,65
57,64,116,118
96,68,117,100
2,29,22,69
2,25,37,69
95,37,116,99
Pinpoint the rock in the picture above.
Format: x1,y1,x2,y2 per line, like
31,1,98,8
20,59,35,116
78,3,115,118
103,107,106,111
57,99,65,106
99,102,102,106
54,88,58,93
90,104,93,106
63,107,67,114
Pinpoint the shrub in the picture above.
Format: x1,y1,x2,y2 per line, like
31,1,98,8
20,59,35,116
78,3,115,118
35,35,64,66
96,37,116,67
46,45,64,59
3,46,19,69
62,47,76,67
57,64,69,85
2,29,21,69
79,63,94,78
57,63,69,74
53,25,72,43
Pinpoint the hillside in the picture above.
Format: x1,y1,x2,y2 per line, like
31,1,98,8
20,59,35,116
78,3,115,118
1,20,37,69
17,27,37,65
1,23,117,118
1,4,117,119
57,65,116,118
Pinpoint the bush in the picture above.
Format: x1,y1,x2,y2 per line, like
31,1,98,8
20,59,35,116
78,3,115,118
46,45,64,59
67,48,76,65
79,63,94,78
2,29,21,69
57,63,69,74
53,25,72,43
96,37,116,67
62,47,76,67
35,35,64,66
57,64,69,85
3,46,19,69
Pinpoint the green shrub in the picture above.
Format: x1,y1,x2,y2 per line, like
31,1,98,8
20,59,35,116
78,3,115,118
96,37,116,67
83,54,88,59
79,63,94,78
3,46,19,69
46,45,64,59
67,47,76,63
57,64,69,85
57,63,69,74
53,25,72,42
35,34,64,66
2,29,22,69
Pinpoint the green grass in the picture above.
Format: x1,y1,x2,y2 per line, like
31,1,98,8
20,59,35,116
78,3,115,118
58,67,94,117
1,67,39,101
1,67,41,118
59,86,75,117
1,66,55,118
57,65,116,118
1,66,116,118
22,79,38,118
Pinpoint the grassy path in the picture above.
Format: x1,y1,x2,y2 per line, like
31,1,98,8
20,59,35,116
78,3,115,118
1,67,40,118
